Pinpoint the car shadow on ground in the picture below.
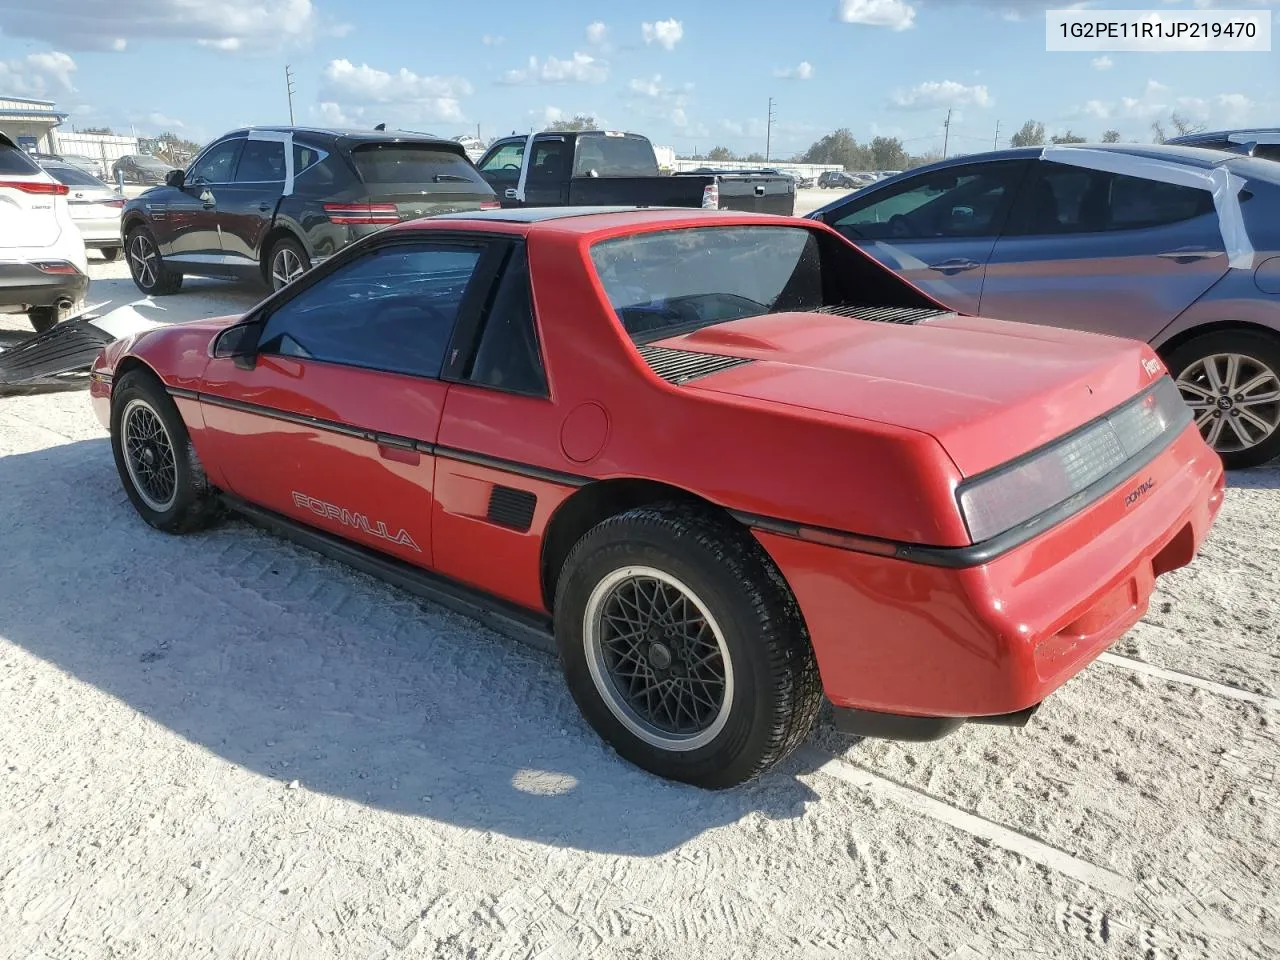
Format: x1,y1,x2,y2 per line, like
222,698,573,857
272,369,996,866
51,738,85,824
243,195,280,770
0,439,825,856
1226,464,1280,490
85,276,264,328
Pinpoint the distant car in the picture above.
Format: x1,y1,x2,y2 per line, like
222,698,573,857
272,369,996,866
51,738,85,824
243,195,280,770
0,132,89,332
31,152,107,179
818,170,857,189
91,206,1222,788
111,154,178,185
1165,128,1280,163
807,142,1280,468
118,125,499,298
37,159,124,262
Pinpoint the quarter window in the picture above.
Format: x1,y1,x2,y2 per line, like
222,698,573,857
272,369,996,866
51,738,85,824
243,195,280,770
188,138,245,185
833,162,1026,240
257,243,484,379
467,245,548,396
479,142,525,173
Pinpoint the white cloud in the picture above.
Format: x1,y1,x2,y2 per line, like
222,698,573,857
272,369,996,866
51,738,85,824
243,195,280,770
501,51,608,85
641,19,684,50
1175,92,1256,124
0,0,347,53
890,80,992,110
1091,55,1113,70
626,74,695,131
319,59,472,124
482,34,505,46
1084,99,1112,119
0,50,77,97
629,75,664,98
586,21,608,45
774,60,814,80
146,112,185,129
1146,79,1170,95
836,0,916,30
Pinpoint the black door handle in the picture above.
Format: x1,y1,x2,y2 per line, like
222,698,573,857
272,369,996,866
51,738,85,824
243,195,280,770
928,258,981,274
258,203,271,212
1157,248,1223,263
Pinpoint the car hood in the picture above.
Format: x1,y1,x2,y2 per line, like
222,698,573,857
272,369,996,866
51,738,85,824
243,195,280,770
650,311,1165,477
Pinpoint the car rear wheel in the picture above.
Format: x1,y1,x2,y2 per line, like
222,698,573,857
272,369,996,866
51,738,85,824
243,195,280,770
553,503,822,789
268,237,310,292
126,227,183,296
110,368,220,533
1165,329,1280,470
99,246,121,263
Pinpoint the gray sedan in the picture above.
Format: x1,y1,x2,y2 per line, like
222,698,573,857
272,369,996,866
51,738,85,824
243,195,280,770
807,143,1280,469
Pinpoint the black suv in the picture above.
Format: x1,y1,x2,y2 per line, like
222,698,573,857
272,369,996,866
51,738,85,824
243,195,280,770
1165,127,1280,162
120,126,498,297
817,170,857,189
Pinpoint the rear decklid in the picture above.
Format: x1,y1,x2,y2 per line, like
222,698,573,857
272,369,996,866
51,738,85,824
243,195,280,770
653,310,1167,477
0,136,65,249
42,164,122,223
343,140,497,222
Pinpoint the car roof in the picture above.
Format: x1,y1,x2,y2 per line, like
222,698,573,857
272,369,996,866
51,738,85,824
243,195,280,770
401,205,804,237
219,125,463,148
1168,127,1280,144
908,142,1238,172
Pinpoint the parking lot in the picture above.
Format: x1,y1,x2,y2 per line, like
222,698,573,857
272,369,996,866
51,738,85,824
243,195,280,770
0,229,1278,958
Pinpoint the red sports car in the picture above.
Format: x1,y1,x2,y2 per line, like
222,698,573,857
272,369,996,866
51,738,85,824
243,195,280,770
89,206,1225,789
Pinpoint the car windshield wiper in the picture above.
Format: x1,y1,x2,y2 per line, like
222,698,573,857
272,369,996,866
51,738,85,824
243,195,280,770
433,174,475,183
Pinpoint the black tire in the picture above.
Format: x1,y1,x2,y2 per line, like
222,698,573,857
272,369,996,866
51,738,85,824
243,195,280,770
267,236,311,292
99,246,121,263
110,368,220,533
125,226,183,296
26,306,59,333
1163,329,1280,470
553,503,822,789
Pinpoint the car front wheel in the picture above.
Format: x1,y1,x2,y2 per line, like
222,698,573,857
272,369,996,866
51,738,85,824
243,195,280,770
110,368,220,533
268,236,311,292
554,503,822,789
1166,329,1280,470
126,226,183,296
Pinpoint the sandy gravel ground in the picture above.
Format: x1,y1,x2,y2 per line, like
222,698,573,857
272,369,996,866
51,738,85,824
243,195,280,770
0,259,1278,959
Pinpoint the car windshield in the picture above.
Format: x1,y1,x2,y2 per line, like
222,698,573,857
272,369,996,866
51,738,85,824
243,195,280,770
589,225,825,341
135,156,171,170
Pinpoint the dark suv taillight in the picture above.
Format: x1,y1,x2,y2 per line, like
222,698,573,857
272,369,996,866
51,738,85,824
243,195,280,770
323,202,401,225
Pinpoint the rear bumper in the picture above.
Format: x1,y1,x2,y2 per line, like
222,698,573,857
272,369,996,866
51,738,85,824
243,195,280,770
0,261,90,308
754,423,1225,732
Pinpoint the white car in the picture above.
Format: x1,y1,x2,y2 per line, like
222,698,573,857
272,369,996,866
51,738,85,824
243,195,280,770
0,133,89,332
38,160,124,262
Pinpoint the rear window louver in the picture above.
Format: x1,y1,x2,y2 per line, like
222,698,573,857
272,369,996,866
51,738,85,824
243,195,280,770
811,304,953,324
635,344,755,385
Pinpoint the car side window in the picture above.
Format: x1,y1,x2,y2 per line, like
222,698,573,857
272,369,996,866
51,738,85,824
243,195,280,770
234,140,286,183
1256,144,1280,162
466,245,549,396
832,162,1026,240
188,138,245,185
480,142,525,173
1008,162,1215,235
530,140,566,179
257,243,485,379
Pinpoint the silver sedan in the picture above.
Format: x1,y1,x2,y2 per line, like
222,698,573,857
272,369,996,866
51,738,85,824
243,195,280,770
38,160,125,262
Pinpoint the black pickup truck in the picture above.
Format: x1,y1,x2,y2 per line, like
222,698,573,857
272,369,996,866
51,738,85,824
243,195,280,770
475,131,795,216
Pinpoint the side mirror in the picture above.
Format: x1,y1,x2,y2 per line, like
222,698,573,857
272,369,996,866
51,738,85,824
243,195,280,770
212,322,260,370
165,169,185,189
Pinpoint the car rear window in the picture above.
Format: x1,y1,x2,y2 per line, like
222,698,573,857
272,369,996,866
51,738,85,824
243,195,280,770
588,225,825,340
43,164,106,187
572,136,660,177
0,144,41,175
349,143,482,186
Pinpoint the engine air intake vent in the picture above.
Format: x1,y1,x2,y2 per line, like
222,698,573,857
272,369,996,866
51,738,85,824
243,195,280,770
812,304,953,325
634,344,755,385
487,485,537,532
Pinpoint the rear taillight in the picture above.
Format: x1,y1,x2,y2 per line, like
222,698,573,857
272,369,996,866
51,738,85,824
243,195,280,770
701,183,720,209
32,261,81,275
0,179,70,196
479,200,501,210
323,202,401,225
104,198,125,208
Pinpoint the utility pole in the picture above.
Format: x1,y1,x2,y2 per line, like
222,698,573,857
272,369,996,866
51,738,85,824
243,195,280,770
285,64,296,125
993,119,1001,151
766,97,776,162
942,107,952,159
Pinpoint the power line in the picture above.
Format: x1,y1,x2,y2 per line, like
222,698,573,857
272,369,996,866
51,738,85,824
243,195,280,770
285,64,296,126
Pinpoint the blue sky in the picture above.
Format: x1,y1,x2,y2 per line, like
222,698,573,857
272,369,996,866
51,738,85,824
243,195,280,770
0,0,1275,158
